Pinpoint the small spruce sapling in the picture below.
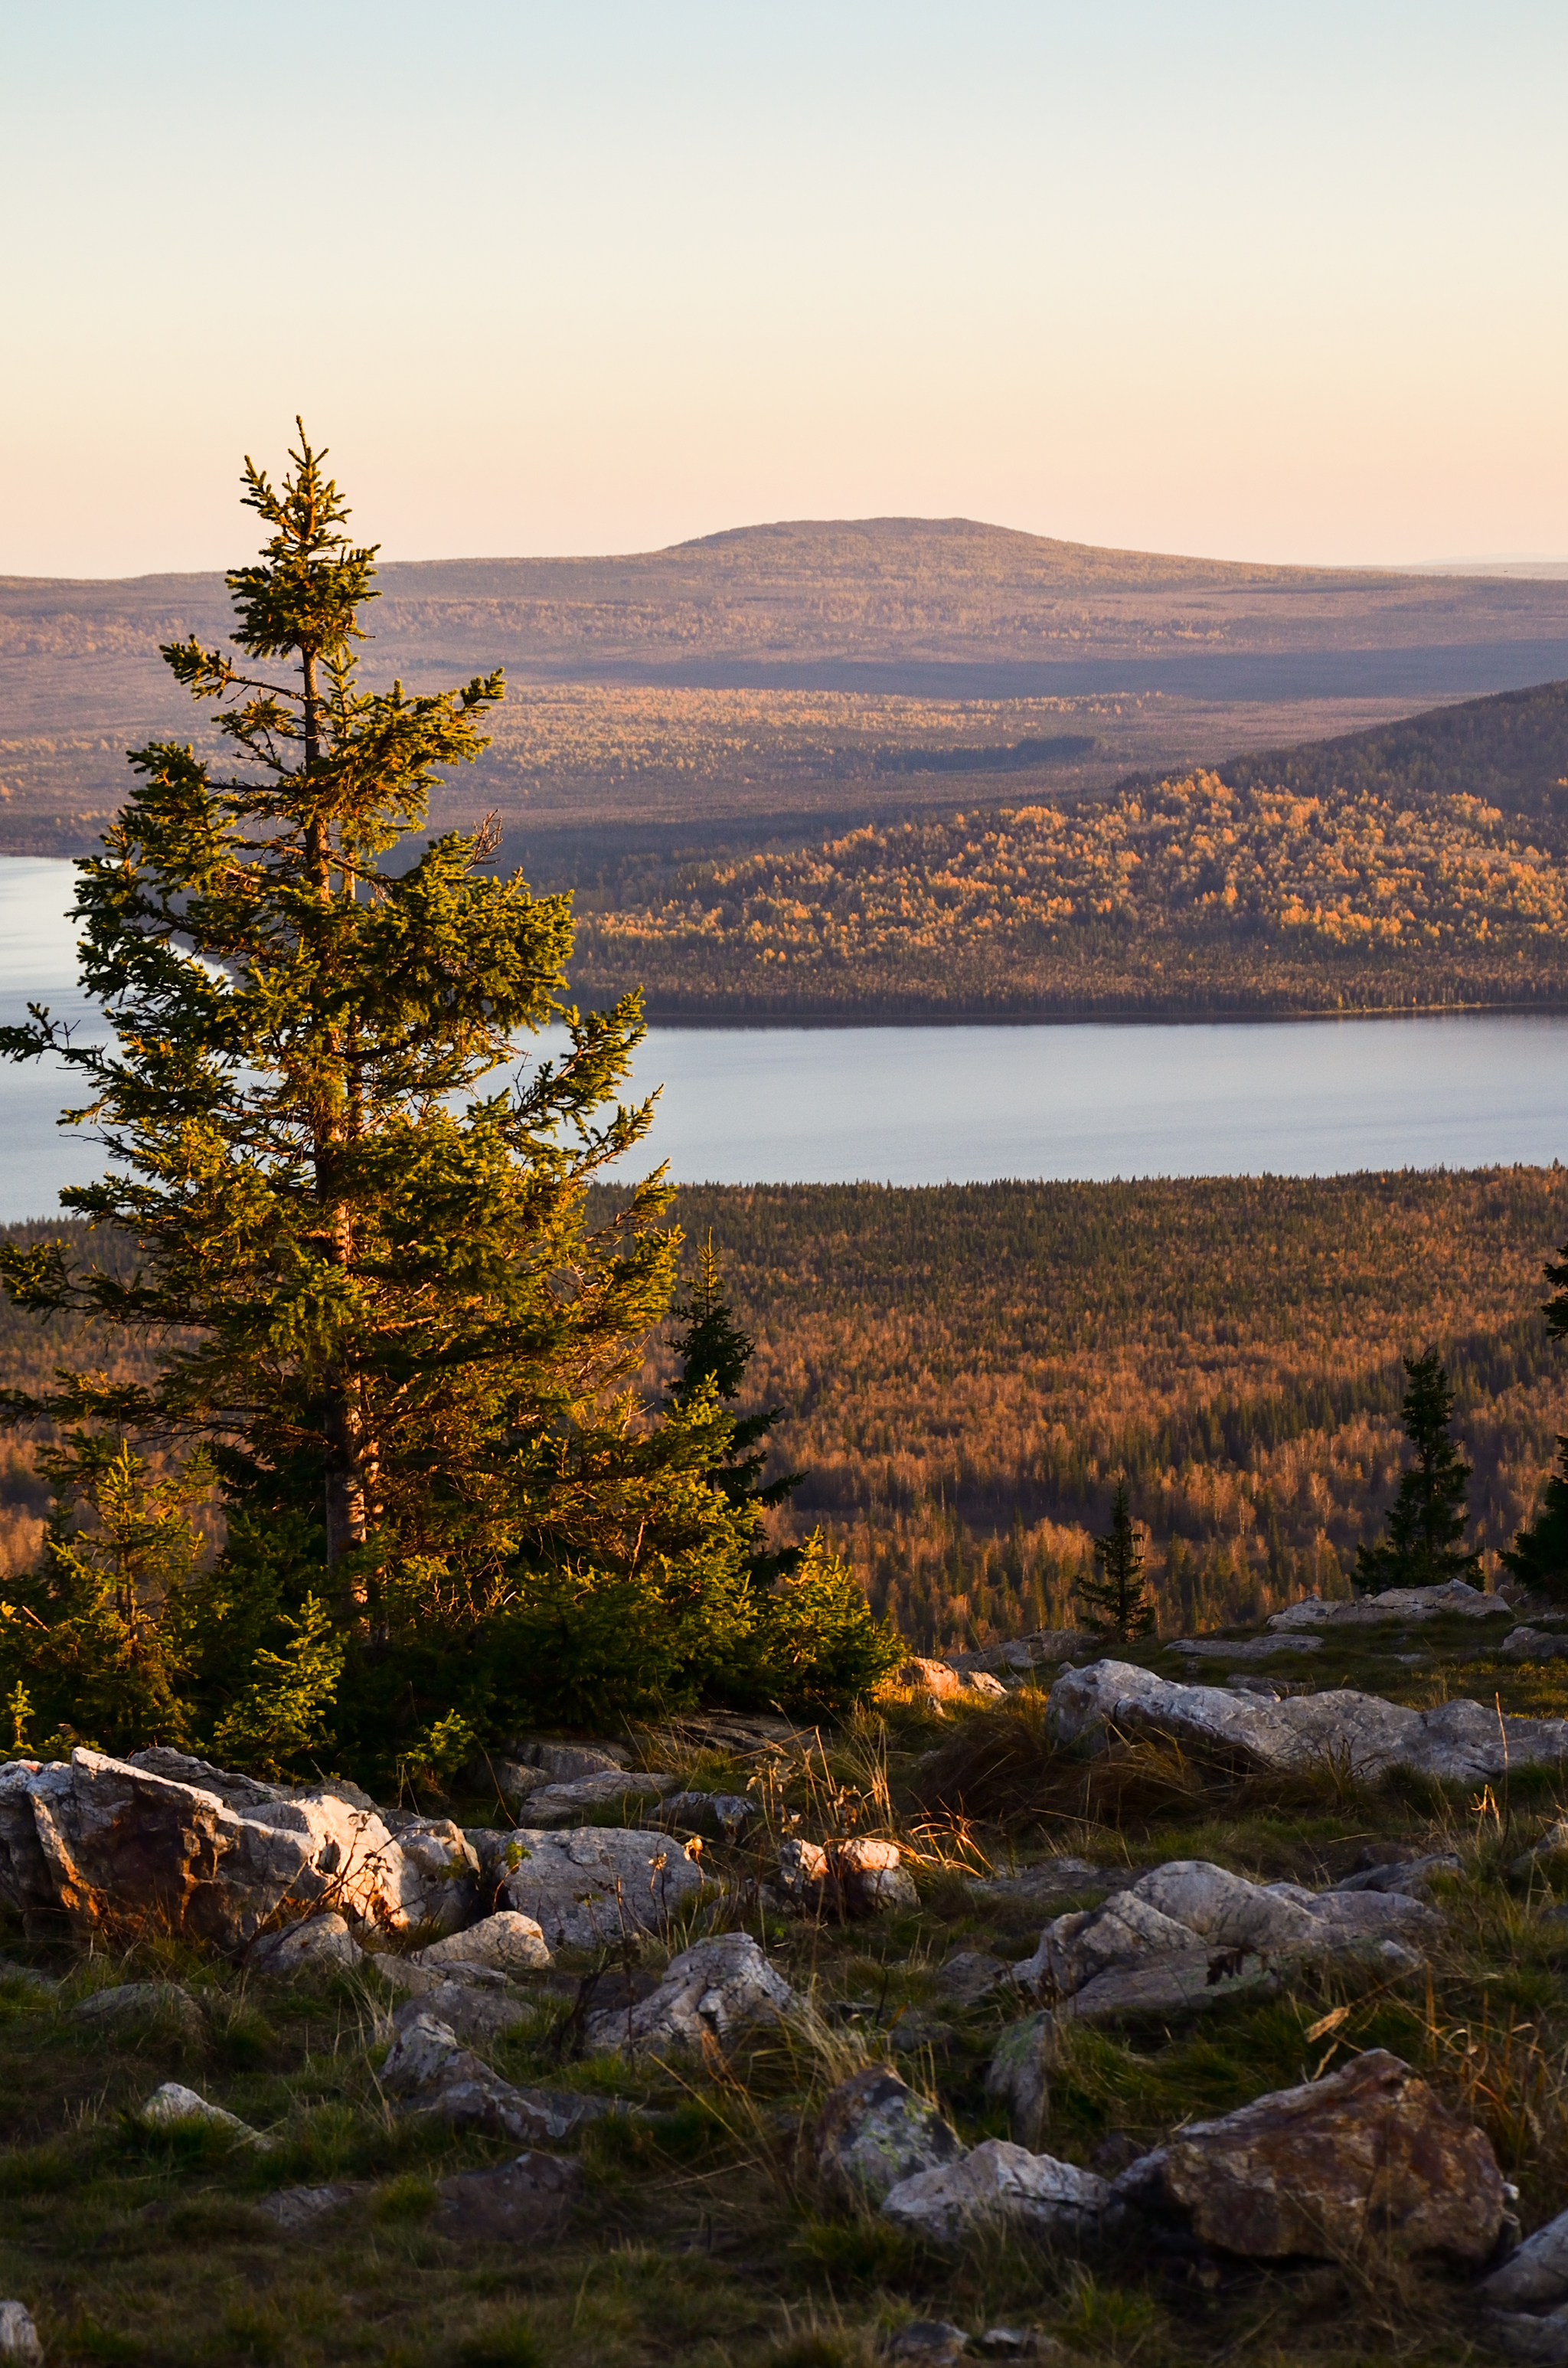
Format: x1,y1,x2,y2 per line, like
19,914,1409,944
1076,1477,1156,1644
1353,1349,1481,1593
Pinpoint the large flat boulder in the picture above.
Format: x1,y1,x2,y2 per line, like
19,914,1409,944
1115,2049,1504,2263
1012,1859,1432,2023
1269,1581,1514,1632
1047,1660,1568,1781
496,1827,707,1951
0,1749,471,1948
881,2139,1117,2249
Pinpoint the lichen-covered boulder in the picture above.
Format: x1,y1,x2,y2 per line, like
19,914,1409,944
815,2065,963,2205
497,1826,706,1950
1114,2049,1504,2262
582,1933,794,2057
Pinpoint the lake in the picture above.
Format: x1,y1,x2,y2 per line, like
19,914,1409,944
2,855,1566,1220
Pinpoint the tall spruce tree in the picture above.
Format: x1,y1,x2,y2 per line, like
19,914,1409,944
1502,1238,1568,1599
1354,1349,1481,1592
0,425,761,1765
1076,1477,1155,1643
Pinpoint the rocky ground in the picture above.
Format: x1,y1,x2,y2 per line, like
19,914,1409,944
4,1584,1568,2366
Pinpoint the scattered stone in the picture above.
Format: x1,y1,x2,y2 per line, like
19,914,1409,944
776,1837,831,1902
884,2321,968,2365
1172,1634,1323,1661
70,1980,203,2033
250,1912,365,1977
838,1837,919,1915
0,1961,56,1994
1514,1820,1568,1878
888,2010,956,2057
433,2150,582,2240
946,1630,1085,1677
897,1657,972,1701
1269,1581,1514,1630
1047,1659,1568,1781
0,2303,43,2366
776,1836,916,1918
1013,1859,1436,2021
520,1770,681,1828
655,1791,756,1842
381,2010,613,2142
881,2138,1117,2249
816,2065,964,2204
410,1909,552,1976
497,1827,707,1950
505,1738,631,1780
1479,2205,1568,2307
387,1977,536,2046
139,2081,268,2147
967,1673,1009,1699
582,1932,794,2057
1330,1853,1462,1897
0,1748,469,1946
985,2011,1054,2148
935,1948,1010,2006
1114,2048,1504,2262
966,1859,1112,1912
977,2334,1069,2362
254,2182,364,2231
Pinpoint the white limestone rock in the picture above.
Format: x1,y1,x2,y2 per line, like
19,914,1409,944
250,1912,365,1977
881,2138,1117,2249
496,1826,707,1951
139,2081,269,2146
1268,1581,1513,1630
0,2302,43,2365
1047,1659,1568,1781
582,1932,794,2057
1480,2206,1568,2308
70,1980,204,2033
411,1909,552,1976
1012,1857,1436,2021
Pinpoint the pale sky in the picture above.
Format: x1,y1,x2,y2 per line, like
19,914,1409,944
4,1,1566,577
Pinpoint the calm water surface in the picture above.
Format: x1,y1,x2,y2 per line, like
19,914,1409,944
3,857,1566,1218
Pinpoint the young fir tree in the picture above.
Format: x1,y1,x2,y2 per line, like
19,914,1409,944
1353,1349,1481,1593
668,1233,802,1581
1502,1238,1568,1600
1076,1477,1155,1644
0,425,770,1770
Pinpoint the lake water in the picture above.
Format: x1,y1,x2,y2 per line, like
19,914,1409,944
2,855,1566,1219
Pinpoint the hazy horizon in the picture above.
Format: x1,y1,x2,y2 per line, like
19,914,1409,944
5,3,1566,577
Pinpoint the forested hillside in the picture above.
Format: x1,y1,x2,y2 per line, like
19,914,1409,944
5,1171,1566,1643
570,680,1568,1016
629,1171,1568,1647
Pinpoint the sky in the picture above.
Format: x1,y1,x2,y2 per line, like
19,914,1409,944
3,1,1566,577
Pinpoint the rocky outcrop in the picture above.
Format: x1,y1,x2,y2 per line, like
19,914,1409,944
410,1911,552,1977
1047,1660,1568,1781
1013,1859,1433,2021
381,2010,613,2143
1114,2049,1505,2262
0,1750,475,1948
776,1836,918,1918
70,1980,203,2034
250,1912,366,1977
946,1631,1085,1677
815,2065,964,2204
880,2139,1118,2249
654,1791,756,1842
515,1771,680,1830
581,1934,794,2057
496,1827,707,1950
1503,1629,1568,1663
139,2081,269,2147
1268,1581,1514,1631
0,2303,43,2366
